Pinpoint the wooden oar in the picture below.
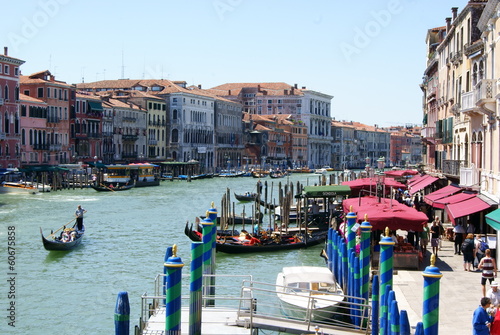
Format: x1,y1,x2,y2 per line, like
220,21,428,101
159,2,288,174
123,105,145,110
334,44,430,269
101,183,116,192
46,218,77,239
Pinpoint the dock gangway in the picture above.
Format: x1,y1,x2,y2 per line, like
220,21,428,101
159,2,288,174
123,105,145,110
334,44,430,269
136,274,371,335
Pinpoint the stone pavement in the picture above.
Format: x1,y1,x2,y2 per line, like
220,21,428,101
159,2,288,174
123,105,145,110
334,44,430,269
392,237,488,335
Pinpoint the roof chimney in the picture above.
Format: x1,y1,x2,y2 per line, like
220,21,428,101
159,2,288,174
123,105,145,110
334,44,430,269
302,86,306,89
294,83,298,89
451,7,458,21
228,89,231,95
3,47,7,56
258,84,261,92
446,17,451,33
284,89,288,95
198,84,201,89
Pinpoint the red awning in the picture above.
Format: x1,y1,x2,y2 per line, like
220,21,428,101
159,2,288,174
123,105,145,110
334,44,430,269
431,192,476,209
445,196,492,223
409,175,439,195
343,196,428,232
424,184,463,206
384,170,419,178
341,178,406,197
407,174,427,186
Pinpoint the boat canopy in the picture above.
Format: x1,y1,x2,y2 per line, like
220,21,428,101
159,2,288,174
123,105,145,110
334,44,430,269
300,185,351,198
282,267,335,285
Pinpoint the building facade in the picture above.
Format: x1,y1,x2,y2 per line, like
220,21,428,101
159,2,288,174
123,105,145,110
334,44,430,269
0,48,24,168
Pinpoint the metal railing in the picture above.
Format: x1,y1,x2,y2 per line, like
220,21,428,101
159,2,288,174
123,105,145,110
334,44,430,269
137,274,371,335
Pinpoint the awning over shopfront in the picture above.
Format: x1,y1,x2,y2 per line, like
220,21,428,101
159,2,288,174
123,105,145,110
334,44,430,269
341,178,406,197
409,175,439,195
88,100,103,111
431,192,476,209
445,196,491,223
407,174,427,187
486,209,500,231
424,184,463,206
384,170,419,178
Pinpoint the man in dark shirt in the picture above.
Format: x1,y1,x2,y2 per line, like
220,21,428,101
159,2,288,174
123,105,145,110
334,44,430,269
430,219,441,257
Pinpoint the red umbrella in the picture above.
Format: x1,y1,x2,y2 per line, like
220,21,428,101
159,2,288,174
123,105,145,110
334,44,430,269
343,196,428,232
341,178,406,197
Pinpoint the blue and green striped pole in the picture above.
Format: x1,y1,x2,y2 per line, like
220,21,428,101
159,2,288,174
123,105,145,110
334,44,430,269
422,254,442,335
400,310,410,335
163,247,173,305
346,209,357,251
207,203,218,305
189,241,203,335
341,240,348,290
201,216,214,307
353,251,361,327
390,299,400,335
379,227,395,335
371,274,379,335
165,245,184,335
360,216,372,304
114,291,130,335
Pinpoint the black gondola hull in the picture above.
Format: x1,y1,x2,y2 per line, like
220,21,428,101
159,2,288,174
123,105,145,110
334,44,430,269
41,225,85,251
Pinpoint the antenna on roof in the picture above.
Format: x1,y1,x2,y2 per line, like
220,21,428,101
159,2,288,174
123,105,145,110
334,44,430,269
121,49,125,79
81,67,85,83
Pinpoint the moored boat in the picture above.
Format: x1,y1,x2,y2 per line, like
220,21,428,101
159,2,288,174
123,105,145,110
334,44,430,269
40,224,85,251
276,266,344,321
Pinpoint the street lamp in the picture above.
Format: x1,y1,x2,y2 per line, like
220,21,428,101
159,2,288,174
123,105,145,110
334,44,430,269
376,156,386,202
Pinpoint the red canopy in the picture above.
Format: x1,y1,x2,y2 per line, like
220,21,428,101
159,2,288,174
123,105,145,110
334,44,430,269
384,170,419,178
445,196,491,223
428,192,476,209
408,175,439,195
341,178,406,197
423,184,463,206
343,196,428,232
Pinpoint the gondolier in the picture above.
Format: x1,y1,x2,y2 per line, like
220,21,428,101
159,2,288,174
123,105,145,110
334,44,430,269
75,205,87,230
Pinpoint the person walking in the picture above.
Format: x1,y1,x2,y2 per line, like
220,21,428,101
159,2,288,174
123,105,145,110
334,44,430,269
479,249,498,297
473,297,493,335
74,205,87,231
487,282,500,308
463,233,475,271
430,217,441,257
420,222,430,255
453,222,466,255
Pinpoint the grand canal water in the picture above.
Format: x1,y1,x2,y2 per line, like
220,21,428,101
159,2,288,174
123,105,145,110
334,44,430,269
0,173,331,334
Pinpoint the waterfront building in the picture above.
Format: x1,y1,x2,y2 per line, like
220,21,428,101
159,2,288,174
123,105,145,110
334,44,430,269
20,70,75,165
210,82,333,168
73,92,103,164
19,93,48,166
385,125,423,167
331,120,390,170
421,2,499,235
101,97,146,163
0,47,24,168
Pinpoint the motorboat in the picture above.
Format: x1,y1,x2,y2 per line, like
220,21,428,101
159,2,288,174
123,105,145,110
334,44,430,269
314,168,328,175
0,181,40,194
276,266,344,321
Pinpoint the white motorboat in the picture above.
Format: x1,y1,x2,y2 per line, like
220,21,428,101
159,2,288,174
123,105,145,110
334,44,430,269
314,168,328,175
0,181,40,194
276,266,344,321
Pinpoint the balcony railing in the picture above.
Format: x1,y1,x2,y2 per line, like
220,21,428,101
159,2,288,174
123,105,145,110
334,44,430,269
442,159,464,177
461,91,475,111
475,79,496,103
122,134,138,141
421,126,436,139
33,143,49,150
49,144,62,151
148,139,158,145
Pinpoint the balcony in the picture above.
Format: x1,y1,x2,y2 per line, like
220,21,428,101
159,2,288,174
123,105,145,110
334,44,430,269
148,139,158,145
460,164,480,187
421,126,436,139
88,132,101,138
123,117,137,122
442,159,464,177
49,144,62,151
47,116,60,123
122,134,138,141
33,143,49,150
461,91,475,112
475,79,496,115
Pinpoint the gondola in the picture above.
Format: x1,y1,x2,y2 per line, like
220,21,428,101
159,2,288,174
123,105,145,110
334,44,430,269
40,224,85,251
199,212,263,225
184,223,327,254
234,192,257,202
215,231,327,254
91,183,135,192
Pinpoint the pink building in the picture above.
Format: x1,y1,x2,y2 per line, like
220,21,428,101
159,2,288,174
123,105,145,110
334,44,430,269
19,93,48,165
0,47,25,168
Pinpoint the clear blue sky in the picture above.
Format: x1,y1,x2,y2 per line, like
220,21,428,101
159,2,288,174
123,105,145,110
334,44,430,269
2,0,463,126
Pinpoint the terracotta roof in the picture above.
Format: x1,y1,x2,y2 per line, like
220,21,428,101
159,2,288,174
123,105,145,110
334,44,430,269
20,72,74,88
210,82,305,97
331,120,388,132
104,98,144,111
19,93,46,104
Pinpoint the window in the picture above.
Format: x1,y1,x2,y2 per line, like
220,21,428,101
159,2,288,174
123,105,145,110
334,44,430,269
37,88,44,98
47,87,51,98
4,65,9,75
24,90,30,96
4,86,8,101
14,68,18,76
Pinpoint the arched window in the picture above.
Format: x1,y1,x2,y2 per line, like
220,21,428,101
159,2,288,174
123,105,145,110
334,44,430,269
173,109,178,119
171,129,179,143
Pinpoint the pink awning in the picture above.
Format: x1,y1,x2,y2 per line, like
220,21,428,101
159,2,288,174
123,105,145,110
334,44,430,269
341,178,406,197
424,184,463,206
445,196,492,223
431,192,476,209
343,196,428,232
407,174,428,187
408,175,439,195
384,170,419,178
